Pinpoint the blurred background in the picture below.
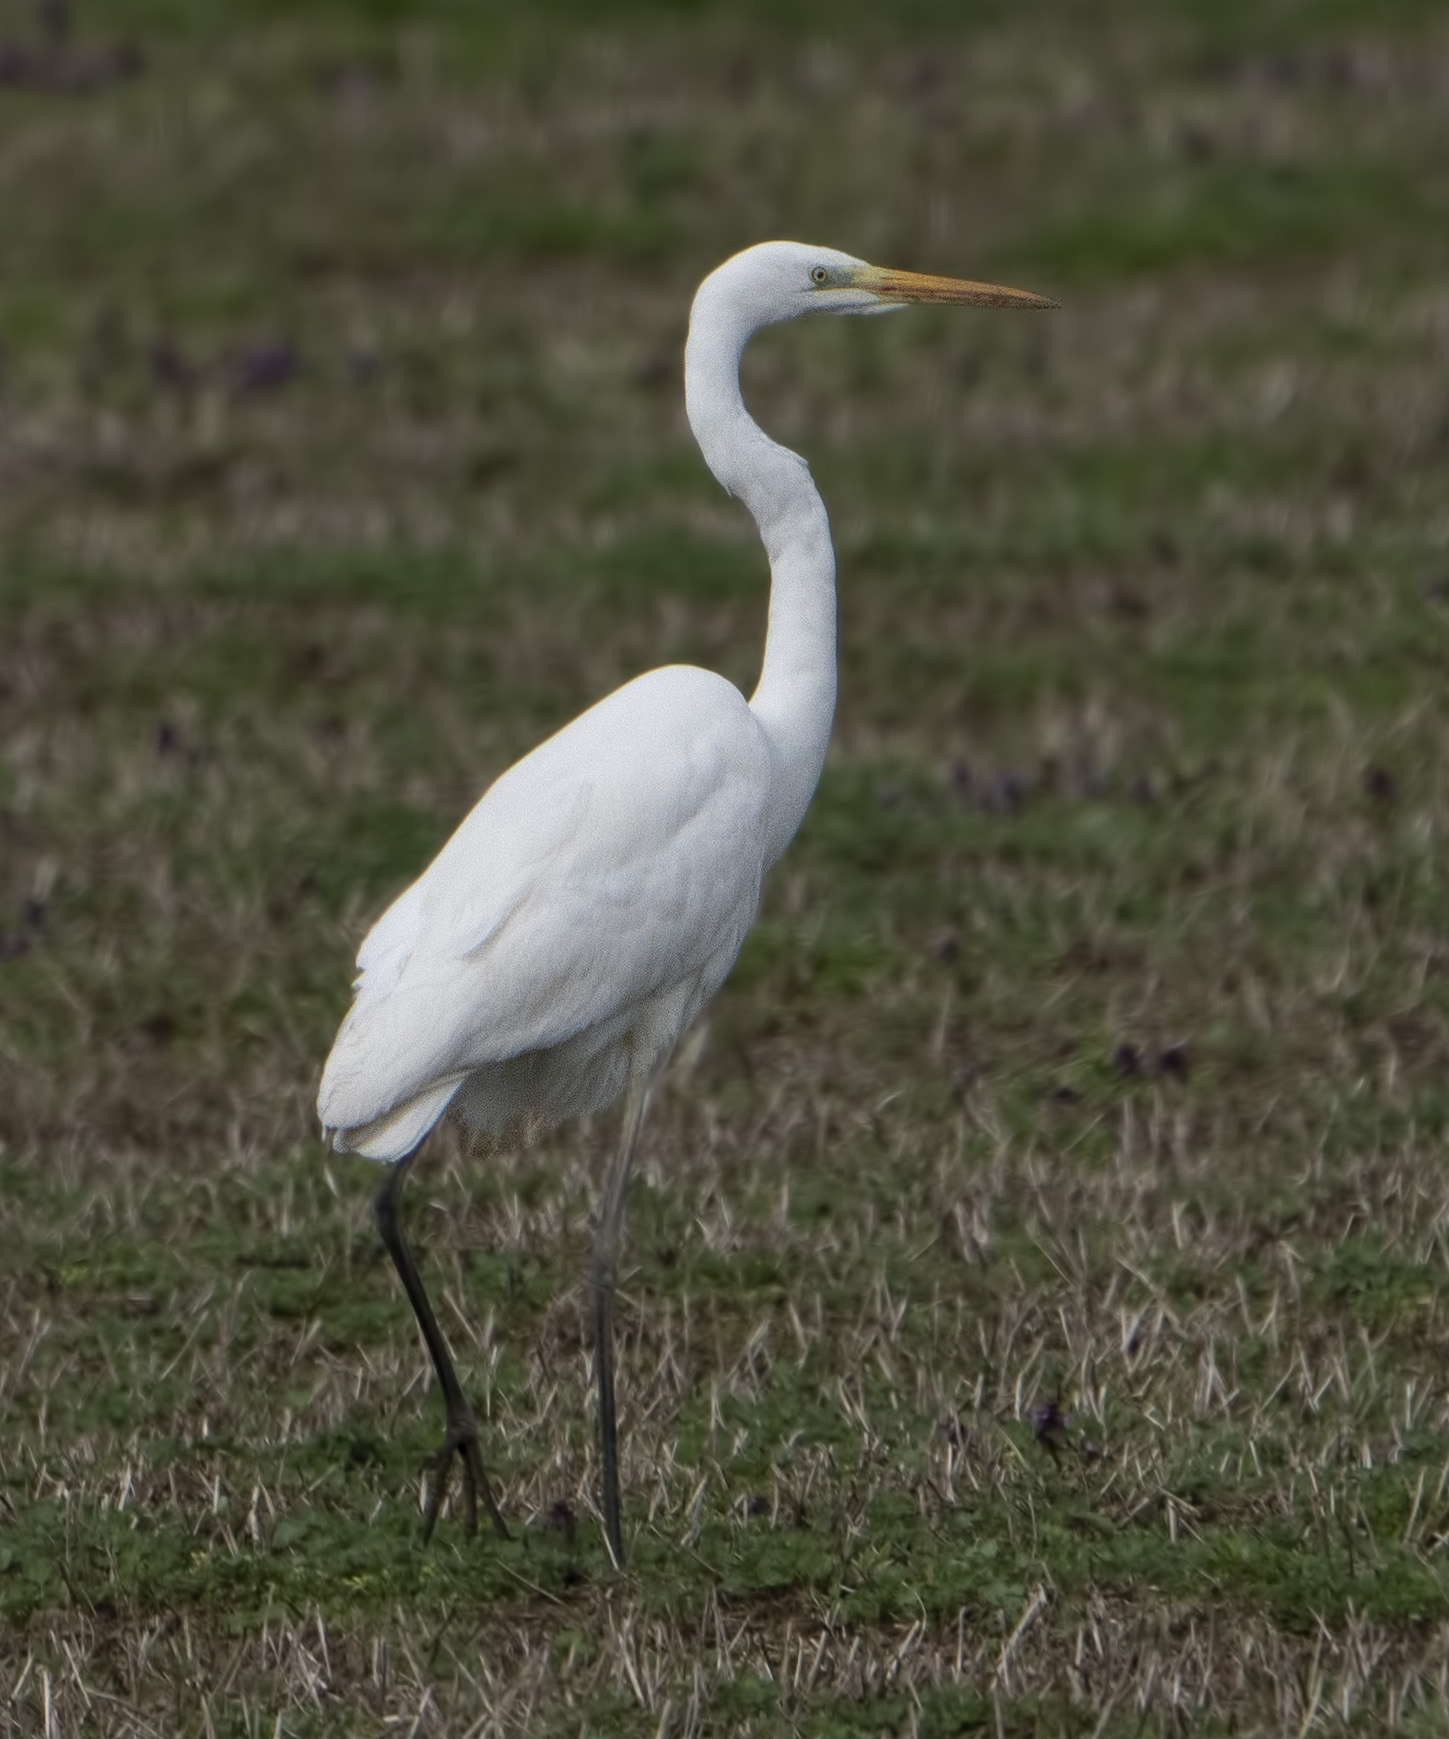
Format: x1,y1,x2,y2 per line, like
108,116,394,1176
3,0,1449,1730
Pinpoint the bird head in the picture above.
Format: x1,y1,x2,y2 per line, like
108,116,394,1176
699,240,1056,328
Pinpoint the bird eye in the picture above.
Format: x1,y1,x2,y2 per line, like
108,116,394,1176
810,265,829,285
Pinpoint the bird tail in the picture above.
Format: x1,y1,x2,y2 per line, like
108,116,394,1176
325,1074,467,1163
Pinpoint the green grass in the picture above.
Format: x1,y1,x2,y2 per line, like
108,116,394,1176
4,0,1449,1733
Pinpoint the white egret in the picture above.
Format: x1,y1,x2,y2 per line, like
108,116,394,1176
318,241,1055,1565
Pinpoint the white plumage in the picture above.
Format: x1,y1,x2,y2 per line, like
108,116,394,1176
316,241,1054,1563
319,666,770,1157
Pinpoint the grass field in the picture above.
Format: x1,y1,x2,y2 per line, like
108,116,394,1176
4,0,1449,1731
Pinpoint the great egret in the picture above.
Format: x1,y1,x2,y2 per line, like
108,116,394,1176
318,241,1055,1565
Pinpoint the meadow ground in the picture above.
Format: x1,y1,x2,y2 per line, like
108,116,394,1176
3,0,1449,1732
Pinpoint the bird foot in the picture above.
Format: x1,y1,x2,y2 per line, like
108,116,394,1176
420,1409,509,1543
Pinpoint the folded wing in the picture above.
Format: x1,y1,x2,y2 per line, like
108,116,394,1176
318,667,772,1153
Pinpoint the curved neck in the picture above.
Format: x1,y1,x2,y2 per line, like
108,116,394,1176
685,284,837,864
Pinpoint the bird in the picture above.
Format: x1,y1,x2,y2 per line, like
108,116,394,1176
318,240,1055,1566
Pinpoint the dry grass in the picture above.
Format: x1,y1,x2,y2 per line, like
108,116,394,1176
4,0,1449,1732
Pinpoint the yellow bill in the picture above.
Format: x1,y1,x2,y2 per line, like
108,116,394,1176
857,265,1057,311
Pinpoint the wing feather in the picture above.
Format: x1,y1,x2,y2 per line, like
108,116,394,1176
318,667,770,1141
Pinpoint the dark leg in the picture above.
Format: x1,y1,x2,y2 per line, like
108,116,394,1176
375,1152,508,1542
592,1078,650,1568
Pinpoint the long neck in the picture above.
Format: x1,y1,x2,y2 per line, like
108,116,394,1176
685,291,837,865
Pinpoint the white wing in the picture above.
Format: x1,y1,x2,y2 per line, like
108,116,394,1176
317,665,772,1145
